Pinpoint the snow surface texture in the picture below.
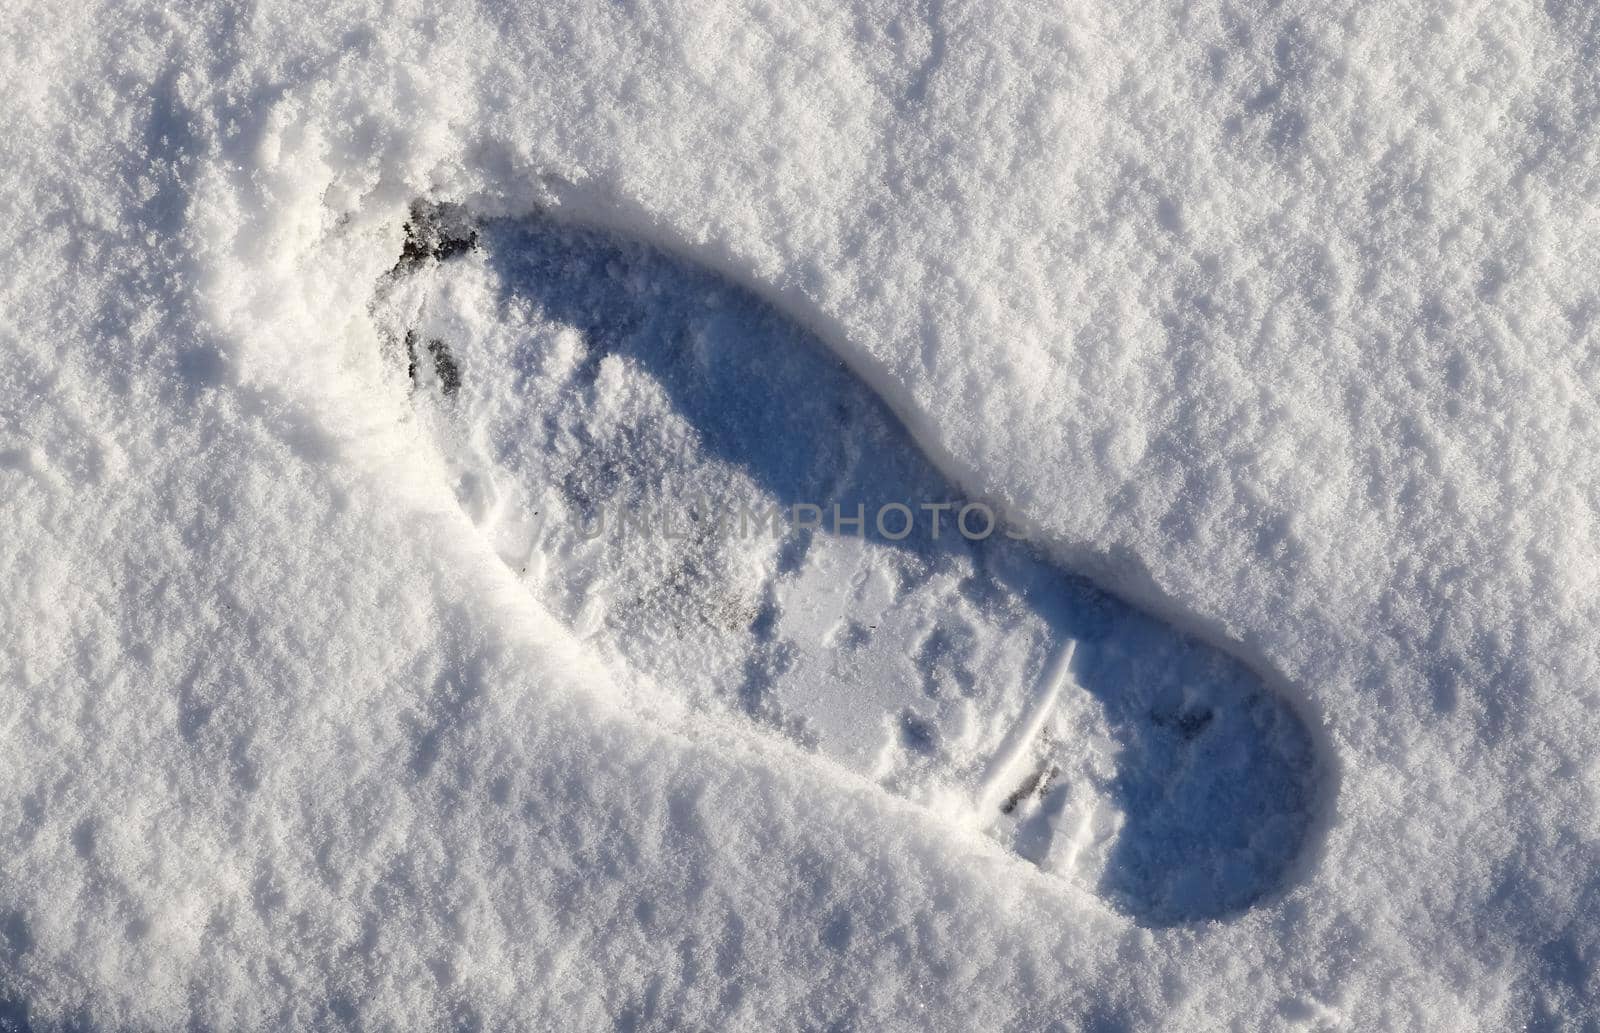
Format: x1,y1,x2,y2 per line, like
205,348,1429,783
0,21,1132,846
1,1,1599,1031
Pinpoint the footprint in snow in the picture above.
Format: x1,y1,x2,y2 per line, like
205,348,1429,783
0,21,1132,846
368,200,1326,927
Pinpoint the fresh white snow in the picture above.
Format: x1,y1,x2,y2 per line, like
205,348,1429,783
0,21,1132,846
1,0,1598,1029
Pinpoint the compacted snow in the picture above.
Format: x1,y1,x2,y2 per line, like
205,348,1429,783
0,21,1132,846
2,0,1599,1030
373,205,1322,928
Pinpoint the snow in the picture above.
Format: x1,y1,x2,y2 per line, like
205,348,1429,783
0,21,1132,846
374,206,1321,928
1,0,1598,1029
